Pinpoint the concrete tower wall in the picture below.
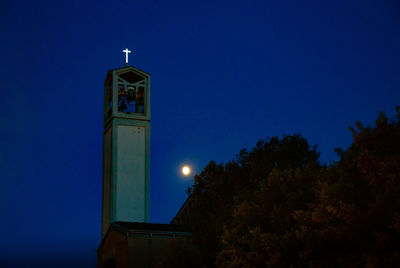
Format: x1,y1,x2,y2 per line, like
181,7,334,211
102,66,151,239
115,125,146,222
102,127,112,237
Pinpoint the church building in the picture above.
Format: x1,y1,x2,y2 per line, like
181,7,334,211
97,53,193,268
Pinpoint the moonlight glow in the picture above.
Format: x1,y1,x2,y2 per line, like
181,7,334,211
182,166,191,176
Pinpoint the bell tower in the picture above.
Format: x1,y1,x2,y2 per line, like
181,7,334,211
102,57,151,238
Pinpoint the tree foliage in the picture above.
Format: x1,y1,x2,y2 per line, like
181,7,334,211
160,107,400,267
187,134,321,267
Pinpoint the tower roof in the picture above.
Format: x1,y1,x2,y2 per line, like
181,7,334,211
114,222,190,233
104,65,150,85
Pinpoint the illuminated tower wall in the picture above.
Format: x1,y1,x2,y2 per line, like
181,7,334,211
102,66,151,238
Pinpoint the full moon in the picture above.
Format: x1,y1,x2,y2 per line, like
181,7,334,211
182,166,191,176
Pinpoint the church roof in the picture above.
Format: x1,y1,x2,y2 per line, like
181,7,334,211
113,221,190,233
98,222,192,251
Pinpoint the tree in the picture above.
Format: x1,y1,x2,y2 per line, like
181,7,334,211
216,108,400,267
187,134,321,267
301,109,400,267
164,107,400,267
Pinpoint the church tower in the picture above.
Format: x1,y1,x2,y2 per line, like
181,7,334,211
102,59,151,238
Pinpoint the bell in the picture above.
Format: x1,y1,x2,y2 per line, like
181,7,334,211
120,100,127,111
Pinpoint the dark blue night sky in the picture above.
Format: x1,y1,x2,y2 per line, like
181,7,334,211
1,0,399,266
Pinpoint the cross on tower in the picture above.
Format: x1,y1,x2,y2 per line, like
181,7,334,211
123,48,132,64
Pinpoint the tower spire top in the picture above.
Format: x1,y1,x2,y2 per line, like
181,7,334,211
123,48,132,65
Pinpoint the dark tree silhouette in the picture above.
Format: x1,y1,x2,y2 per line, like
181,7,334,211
158,107,400,267
187,134,321,267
